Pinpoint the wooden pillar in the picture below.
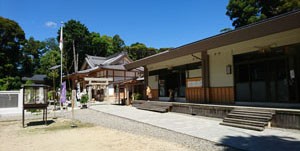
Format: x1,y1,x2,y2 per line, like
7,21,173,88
112,70,115,81
124,70,126,80
201,51,210,103
143,66,148,100
22,108,25,128
73,78,77,90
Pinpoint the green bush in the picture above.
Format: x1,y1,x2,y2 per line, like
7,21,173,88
48,90,56,100
80,94,88,104
133,93,142,100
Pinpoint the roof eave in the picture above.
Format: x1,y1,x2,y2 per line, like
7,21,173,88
125,10,300,70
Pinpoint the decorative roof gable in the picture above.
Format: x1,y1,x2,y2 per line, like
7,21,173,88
80,51,133,70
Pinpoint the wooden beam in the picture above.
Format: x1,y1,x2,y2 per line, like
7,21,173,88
144,66,148,100
84,77,113,81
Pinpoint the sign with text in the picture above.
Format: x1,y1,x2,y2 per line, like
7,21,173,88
186,77,202,87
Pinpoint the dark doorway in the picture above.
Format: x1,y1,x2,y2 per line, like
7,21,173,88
92,88,104,101
158,68,186,97
234,46,299,103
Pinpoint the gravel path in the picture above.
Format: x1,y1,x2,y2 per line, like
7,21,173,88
60,109,238,151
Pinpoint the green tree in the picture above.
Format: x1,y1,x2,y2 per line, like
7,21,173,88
43,38,60,53
39,49,60,87
57,19,90,74
226,0,300,28
0,76,22,90
100,35,113,56
112,34,125,54
36,38,60,89
22,37,45,76
127,43,157,60
88,32,106,56
0,16,25,78
0,17,25,90
36,39,60,74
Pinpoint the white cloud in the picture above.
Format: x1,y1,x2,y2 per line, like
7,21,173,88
45,21,57,28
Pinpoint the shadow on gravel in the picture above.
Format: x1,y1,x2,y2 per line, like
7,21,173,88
219,135,300,151
26,120,55,127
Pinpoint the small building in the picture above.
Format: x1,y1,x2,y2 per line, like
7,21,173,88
66,51,143,102
113,77,145,104
125,11,300,107
22,74,47,84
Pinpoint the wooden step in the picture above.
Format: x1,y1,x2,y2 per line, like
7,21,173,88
223,118,267,127
220,122,264,131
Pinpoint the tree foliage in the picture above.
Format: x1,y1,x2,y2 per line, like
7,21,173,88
88,32,105,56
127,43,157,60
112,34,125,54
37,39,60,75
57,20,90,74
0,16,25,78
226,0,300,28
99,35,113,56
0,76,22,90
22,37,45,76
1,17,168,90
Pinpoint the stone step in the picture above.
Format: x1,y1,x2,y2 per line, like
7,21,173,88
220,122,264,131
231,111,273,117
134,102,172,113
227,113,271,121
220,108,274,131
136,106,168,113
233,109,274,115
223,118,267,127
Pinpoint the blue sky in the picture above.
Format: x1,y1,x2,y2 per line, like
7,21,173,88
0,0,233,48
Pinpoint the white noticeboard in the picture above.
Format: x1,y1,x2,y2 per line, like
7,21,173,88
187,80,202,87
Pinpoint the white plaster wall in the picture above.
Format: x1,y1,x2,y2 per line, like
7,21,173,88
207,28,300,87
108,84,114,96
188,69,202,78
208,49,233,87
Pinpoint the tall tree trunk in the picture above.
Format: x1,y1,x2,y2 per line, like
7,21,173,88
76,53,79,71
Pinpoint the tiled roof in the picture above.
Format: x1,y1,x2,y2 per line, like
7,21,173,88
85,51,129,68
22,74,47,82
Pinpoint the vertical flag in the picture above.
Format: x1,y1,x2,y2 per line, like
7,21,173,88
60,81,66,103
59,22,64,106
59,24,63,51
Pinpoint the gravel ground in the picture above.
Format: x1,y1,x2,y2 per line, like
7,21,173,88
1,108,238,151
61,108,238,151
